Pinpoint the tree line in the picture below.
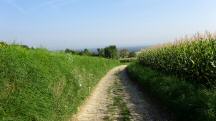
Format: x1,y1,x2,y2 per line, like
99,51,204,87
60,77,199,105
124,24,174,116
65,45,136,59
0,42,136,59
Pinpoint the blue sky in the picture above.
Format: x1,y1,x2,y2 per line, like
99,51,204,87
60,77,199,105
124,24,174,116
0,0,216,49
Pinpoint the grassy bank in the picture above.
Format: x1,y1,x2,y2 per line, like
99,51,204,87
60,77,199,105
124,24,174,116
127,62,216,121
0,45,119,121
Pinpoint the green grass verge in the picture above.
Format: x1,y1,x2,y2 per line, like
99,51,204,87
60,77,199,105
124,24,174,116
127,62,216,121
0,45,119,121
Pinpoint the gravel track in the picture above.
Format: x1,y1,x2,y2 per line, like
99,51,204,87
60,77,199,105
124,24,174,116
71,65,173,121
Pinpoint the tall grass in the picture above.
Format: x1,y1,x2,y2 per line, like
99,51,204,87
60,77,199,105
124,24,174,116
0,45,119,121
127,63,216,121
138,33,216,87
127,32,216,120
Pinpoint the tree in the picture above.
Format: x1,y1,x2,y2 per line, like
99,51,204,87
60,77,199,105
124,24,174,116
128,51,136,58
20,44,30,49
83,48,91,55
97,48,105,57
65,48,71,53
65,48,78,54
119,49,129,58
104,45,118,59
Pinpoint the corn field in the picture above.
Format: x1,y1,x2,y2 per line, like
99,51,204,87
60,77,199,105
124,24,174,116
138,33,216,87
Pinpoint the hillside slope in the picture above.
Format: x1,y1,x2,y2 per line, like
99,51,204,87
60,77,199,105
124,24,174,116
0,45,119,121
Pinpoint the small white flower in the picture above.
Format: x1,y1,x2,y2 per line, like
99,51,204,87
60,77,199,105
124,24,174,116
211,62,216,68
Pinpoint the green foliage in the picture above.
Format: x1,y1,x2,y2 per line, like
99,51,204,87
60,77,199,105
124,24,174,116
82,48,90,55
128,51,136,58
0,41,8,47
65,48,78,54
119,49,136,58
65,48,93,56
127,62,216,121
104,45,118,59
138,35,216,87
97,48,105,57
119,49,130,58
119,58,136,63
65,45,121,59
0,45,119,121
97,46,119,59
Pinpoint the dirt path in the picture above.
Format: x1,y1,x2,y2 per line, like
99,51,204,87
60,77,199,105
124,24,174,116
71,65,173,121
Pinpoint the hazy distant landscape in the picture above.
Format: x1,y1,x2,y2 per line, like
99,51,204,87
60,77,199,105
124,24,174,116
1,0,216,121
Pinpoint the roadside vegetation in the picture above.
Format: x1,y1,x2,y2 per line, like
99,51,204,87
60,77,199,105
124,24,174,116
65,45,119,59
127,33,216,121
65,45,137,60
0,43,119,121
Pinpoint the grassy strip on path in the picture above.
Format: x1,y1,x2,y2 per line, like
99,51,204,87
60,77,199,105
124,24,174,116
105,76,131,121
